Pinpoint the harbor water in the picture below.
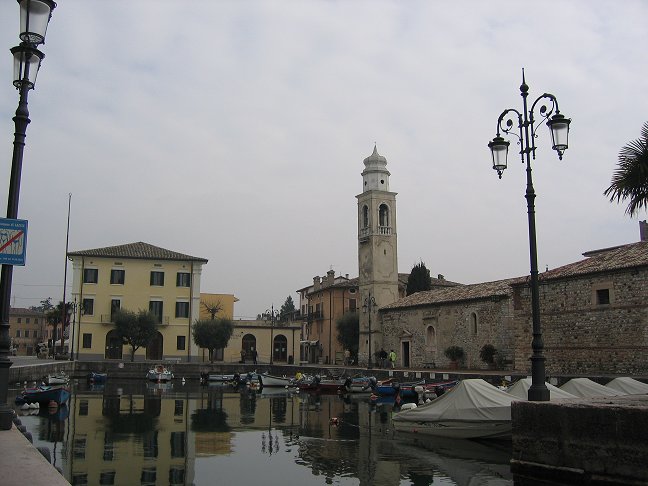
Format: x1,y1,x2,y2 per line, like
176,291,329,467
10,380,513,485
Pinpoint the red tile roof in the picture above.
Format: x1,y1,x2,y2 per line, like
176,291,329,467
68,242,208,263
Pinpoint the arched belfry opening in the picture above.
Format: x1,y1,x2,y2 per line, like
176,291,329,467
379,203,390,233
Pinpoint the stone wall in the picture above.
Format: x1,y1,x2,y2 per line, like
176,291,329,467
380,297,516,370
512,267,648,375
512,396,648,484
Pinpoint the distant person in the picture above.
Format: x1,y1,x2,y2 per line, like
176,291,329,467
240,349,246,363
344,349,351,366
252,349,258,365
388,349,397,369
379,348,388,368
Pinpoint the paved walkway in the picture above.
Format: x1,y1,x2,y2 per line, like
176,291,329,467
0,425,69,486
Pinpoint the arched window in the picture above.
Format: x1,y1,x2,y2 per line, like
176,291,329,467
426,325,437,349
379,204,389,227
146,331,164,360
471,313,478,335
105,330,123,360
362,205,369,228
273,335,288,362
242,334,256,358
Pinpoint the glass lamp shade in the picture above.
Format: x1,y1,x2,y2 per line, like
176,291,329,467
18,0,57,45
488,135,509,177
11,44,44,89
546,113,571,159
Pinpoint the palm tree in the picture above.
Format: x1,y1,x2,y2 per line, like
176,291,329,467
604,122,648,216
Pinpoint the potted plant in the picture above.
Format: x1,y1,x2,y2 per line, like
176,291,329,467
479,344,497,369
444,345,465,369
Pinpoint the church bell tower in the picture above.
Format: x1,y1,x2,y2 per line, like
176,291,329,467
357,145,398,366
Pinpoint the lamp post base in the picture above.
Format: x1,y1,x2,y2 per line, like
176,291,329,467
0,359,13,430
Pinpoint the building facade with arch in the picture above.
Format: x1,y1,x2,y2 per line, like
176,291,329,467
69,242,208,362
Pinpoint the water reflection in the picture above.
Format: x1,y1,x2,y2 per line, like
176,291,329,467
10,382,513,485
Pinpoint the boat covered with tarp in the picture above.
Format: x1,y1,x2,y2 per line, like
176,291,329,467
559,378,622,398
506,378,578,400
392,379,515,439
605,377,648,395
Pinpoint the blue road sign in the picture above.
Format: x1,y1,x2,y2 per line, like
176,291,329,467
0,218,28,265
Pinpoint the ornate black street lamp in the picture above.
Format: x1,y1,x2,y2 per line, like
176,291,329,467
488,70,571,402
0,0,56,431
362,293,376,369
265,305,279,365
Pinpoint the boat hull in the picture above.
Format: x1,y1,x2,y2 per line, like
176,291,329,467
392,419,512,439
259,374,293,387
16,385,70,405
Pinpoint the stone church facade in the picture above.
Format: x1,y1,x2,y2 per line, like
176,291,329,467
379,238,648,375
352,146,648,376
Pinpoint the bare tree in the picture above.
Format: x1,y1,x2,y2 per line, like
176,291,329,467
202,300,223,320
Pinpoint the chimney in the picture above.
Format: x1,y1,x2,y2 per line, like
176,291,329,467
437,274,444,280
326,269,335,286
313,276,321,291
641,221,648,242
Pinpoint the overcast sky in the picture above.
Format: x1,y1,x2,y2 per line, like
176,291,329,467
1,1,647,319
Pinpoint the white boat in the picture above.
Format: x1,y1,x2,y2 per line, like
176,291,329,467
506,378,578,400
605,377,648,395
259,373,294,388
391,379,515,439
559,378,622,398
146,364,174,383
43,373,69,385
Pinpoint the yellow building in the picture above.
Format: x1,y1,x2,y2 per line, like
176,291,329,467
8,307,46,356
199,293,238,320
68,242,208,362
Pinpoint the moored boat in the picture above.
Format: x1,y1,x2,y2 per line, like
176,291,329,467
344,376,377,393
559,378,621,398
296,374,347,393
87,371,108,384
605,377,648,394
259,373,294,388
506,378,577,400
146,364,174,383
43,373,69,386
200,373,236,384
392,379,515,439
15,384,70,405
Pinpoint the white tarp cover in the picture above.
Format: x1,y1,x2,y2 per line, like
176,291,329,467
605,377,648,395
392,379,515,424
506,378,578,400
559,378,622,397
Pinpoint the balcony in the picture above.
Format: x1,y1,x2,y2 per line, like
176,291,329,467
308,310,324,321
100,315,170,325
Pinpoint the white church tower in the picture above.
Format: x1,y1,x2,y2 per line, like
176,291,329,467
357,145,399,366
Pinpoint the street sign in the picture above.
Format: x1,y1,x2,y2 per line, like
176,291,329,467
0,218,28,265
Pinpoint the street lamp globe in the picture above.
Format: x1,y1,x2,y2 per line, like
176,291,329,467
11,44,44,89
488,135,510,178
546,113,571,159
18,0,57,46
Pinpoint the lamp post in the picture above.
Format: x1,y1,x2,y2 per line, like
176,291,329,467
488,70,571,402
362,293,376,369
0,0,56,431
67,299,77,361
265,305,279,365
